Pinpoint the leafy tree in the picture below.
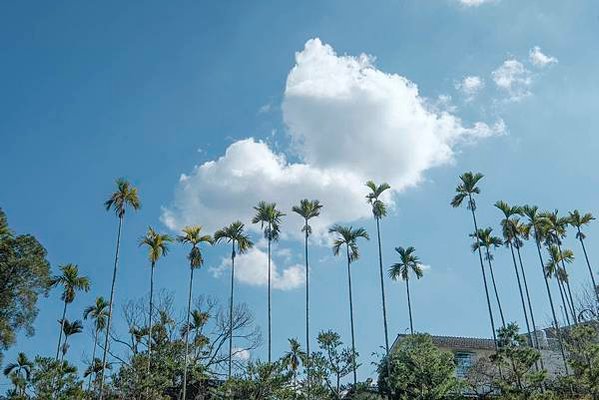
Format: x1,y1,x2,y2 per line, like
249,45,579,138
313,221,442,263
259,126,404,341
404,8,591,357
3,352,33,397
252,201,285,363
50,264,90,361
177,225,213,400
377,333,461,400
214,221,254,379
28,357,85,400
329,225,369,386
0,208,51,364
99,177,141,399
568,210,598,305
310,330,356,399
215,361,294,400
389,246,424,334
564,322,599,398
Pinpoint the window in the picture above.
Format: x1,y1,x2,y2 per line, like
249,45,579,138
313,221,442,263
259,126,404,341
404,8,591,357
454,352,474,379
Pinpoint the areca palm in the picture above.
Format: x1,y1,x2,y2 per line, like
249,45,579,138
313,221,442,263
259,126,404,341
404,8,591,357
569,210,598,305
139,226,172,369
83,296,109,391
365,180,392,357
281,338,306,388
522,205,568,372
329,224,369,386
451,172,499,351
388,246,423,335
60,319,84,362
214,221,253,379
546,245,576,326
470,227,506,327
252,201,285,363
100,178,140,400
50,263,90,361
292,198,322,399
495,201,535,350
3,352,33,396
177,225,212,400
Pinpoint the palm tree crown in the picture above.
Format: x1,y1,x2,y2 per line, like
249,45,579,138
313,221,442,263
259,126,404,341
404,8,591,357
569,209,595,240
252,201,285,241
104,178,141,218
365,180,391,219
450,172,484,210
51,264,91,303
139,227,173,263
292,199,323,236
84,297,109,332
545,245,574,279
329,225,370,262
389,246,423,281
177,225,213,268
213,221,253,254
3,352,33,382
470,228,503,260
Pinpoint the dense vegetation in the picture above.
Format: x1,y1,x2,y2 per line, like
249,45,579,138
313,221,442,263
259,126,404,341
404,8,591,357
1,172,598,399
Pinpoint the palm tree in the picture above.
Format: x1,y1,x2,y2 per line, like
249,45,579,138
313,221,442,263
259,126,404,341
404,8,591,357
177,225,212,400
50,263,90,361
3,352,33,396
329,224,369,386
292,198,322,399
60,319,84,362
139,226,172,370
470,227,506,327
180,309,210,359
522,205,568,372
252,201,285,363
495,201,535,349
546,245,575,326
100,178,140,400
214,221,253,379
83,296,109,391
569,210,598,305
451,172,499,351
84,358,111,390
281,338,307,388
365,180,392,357
388,246,423,334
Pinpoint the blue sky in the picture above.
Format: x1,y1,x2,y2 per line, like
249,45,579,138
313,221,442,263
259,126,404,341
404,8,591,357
2,0,599,386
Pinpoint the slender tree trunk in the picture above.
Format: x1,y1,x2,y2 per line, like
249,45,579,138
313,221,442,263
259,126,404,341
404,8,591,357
267,223,272,364
182,262,195,400
304,226,311,400
61,336,70,363
508,243,534,346
55,300,68,360
485,249,506,327
375,217,390,354
557,244,578,323
148,260,155,373
516,245,544,369
228,243,236,379
345,245,358,386
467,196,499,352
578,231,599,305
99,215,123,400
88,327,99,391
556,278,571,326
534,237,568,373
406,277,414,334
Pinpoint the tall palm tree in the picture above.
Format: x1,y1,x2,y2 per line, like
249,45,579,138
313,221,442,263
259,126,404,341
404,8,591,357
83,296,109,391
365,180,392,357
388,246,423,334
522,205,568,372
177,225,213,400
292,198,322,399
542,211,577,322
252,201,285,363
495,201,535,349
569,210,598,305
100,178,140,400
60,319,84,362
3,352,33,397
329,224,369,386
50,264,90,361
451,172,499,351
546,245,576,326
139,226,172,370
214,221,253,379
281,338,307,388
470,227,506,327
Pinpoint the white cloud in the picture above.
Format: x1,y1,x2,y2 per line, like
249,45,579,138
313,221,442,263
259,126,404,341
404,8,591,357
491,59,532,102
457,0,496,6
455,76,485,101
162,38,504,288
209,247,305,291
233,348,251,361
529,46,558,68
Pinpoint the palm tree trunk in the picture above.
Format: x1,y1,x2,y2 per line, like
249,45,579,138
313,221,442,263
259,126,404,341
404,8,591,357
87,327,99,391
578,231,599,305
148,260,155,372
405,277,414,334
485,250,506,327
533,236,568,373
467,195,499,352
516,245,544,369
345,245,358,386
375,217,390,354
182,263,195,400
556,278,571,326
304,227,311,400
267,224,272,364
508,243,534,347
557,244,578,323
55,300,68,360
60,336,68,363
228,243,236,379
99,215,123,400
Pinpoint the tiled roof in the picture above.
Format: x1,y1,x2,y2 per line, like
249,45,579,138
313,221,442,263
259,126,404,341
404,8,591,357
394,334,496,351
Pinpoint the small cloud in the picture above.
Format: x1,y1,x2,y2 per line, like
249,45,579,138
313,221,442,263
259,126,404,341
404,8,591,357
491,59,532,102
258,103,272,114
233,348,251,361
457,0,496,7
455,76,485,102
529,46,558,68
421,264,432,271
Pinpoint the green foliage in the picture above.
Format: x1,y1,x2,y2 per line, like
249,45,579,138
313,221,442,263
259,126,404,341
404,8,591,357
0,209,51,363
378,334,461,400
28,357,85,399
215,361,294,399
564,322,599,398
